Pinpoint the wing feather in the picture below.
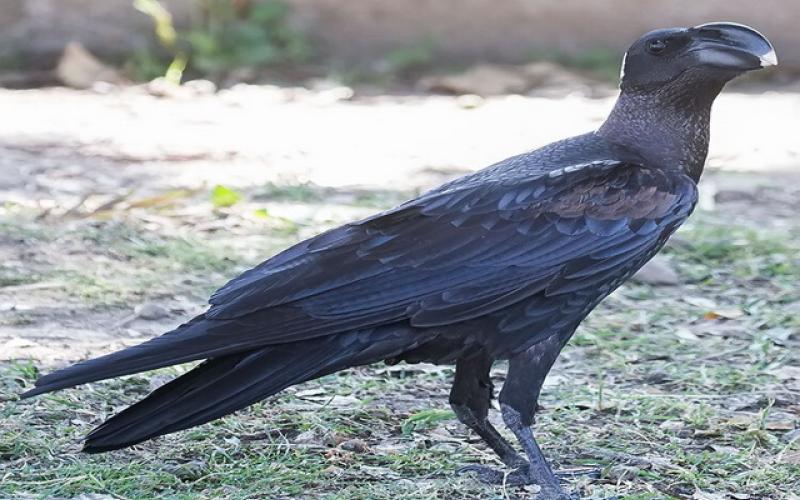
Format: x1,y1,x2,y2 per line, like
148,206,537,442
200,160,696,349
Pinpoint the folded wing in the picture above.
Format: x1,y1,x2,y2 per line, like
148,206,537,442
23,159,697,397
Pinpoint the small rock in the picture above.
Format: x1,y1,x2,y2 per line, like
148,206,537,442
293,429,321,445
520,61,608,97
146,77,193,99
419,61,603,97
674,327,700,341
326,395,361,407
632,256,680,285
164,459,208,481
645,369,671,385
183,79,217,95
456,94,484,109
420,64,530,96
709,444,740,455
312,85,355,104
56,42,123,89
714,189,756,203
339,438,369,453
135,302,170,321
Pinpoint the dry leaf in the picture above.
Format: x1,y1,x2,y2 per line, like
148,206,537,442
675,328,701,341
765,420,796,431
704,308,745,320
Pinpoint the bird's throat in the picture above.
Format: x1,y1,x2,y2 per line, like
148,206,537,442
597,75,726,181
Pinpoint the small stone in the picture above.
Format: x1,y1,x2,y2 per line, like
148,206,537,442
659,420,683,431
456,94,484,109
646,370,671,385
293,429,321,445
56,42,123,89
632,256,680,285
714,189,755,203
135,302,170,321
339,438,369,453
146,77,192,99
183,79,217,95
326,395,361,407
419,64,530,96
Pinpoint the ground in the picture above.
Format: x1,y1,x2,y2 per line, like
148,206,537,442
1,83,799,499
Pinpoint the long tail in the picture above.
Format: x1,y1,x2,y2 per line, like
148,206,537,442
39,326,423,453
21,314,243,398
82,342,335,452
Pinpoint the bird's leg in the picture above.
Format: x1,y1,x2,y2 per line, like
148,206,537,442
458,336,588,499
497,336,585,498
499,403,563,493
449,352,527,470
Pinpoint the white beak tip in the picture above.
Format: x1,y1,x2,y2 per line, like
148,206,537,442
760,49,778,67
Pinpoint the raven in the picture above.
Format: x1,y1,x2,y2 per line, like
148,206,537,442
21,23,775,499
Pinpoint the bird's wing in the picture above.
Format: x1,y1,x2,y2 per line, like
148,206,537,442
205,160,697,343
22,159,698,397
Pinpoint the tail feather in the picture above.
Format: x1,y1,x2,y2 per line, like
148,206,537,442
83,346,329,452
81,327,423,452
20,314,242,398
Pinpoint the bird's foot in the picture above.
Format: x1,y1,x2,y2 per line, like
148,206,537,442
459,463,600,484
457,464,581,498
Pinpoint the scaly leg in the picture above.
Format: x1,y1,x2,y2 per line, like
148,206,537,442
459,335,590,499
449,351,527,468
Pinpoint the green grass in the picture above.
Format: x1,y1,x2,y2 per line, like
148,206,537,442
0,219,248,307
1,187,799,498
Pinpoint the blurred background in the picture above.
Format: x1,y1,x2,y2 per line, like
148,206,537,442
2,2,799,499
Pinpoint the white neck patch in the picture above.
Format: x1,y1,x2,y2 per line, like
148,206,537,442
619,52,628,84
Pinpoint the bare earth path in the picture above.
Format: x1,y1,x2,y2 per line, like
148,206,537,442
1,86,799,499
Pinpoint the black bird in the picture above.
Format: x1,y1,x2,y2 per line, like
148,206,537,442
21,22,775,499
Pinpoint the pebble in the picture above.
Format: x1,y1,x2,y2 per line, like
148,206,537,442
632,256,680,285
135,302,170,321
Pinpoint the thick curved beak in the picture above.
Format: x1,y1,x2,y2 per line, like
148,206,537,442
689,22,777,71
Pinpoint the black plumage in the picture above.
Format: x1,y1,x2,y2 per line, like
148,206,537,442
21,22,776,499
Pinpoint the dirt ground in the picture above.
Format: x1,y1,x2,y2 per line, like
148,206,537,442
1,83,799,499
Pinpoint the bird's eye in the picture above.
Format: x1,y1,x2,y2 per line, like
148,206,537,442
647,39,667,55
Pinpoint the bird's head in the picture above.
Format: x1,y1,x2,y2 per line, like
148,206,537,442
619,22,776,91
600,23,776,180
